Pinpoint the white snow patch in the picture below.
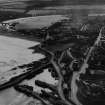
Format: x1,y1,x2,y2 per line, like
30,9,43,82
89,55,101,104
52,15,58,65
22,69,58,93
2,15,69,30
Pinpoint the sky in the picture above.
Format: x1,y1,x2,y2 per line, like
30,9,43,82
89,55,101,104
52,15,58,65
0,0,105,13
0,0,105,4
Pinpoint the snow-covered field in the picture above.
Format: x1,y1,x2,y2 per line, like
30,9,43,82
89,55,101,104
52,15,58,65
0,34,57,105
